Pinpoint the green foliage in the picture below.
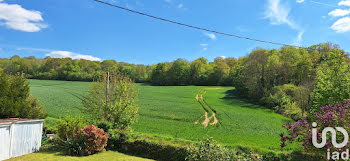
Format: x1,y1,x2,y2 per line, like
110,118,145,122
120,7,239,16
0,71,46,119
150,57,237,86
106,129,132,150
58,134,87,156
311,50,350,113
150,63,169,85
186,137,263,161
261,84,309,120
167,58,190,85
43,117,61,134
186,137,231,161
232,43,350,118
0,56,150,82
118,139,189,161
80,72,139,129
96,121,132,150
56,115,87,141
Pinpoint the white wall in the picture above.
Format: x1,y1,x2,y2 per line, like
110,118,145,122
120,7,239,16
0,121,43,161
0,125,10,161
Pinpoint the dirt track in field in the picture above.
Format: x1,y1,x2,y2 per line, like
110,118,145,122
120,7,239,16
194,90,219,128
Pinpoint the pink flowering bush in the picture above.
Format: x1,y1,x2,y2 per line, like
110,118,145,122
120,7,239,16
280,101,350,157
76,125,109,155
59,125,109,156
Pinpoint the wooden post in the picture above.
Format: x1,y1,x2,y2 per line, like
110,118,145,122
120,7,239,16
106,72,109,104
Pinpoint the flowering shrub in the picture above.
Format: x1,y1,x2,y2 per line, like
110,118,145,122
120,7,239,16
59,125,109,156
76,125,109,155
280,101,350,157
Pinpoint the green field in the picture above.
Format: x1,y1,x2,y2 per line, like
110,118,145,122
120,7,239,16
28,79,297,152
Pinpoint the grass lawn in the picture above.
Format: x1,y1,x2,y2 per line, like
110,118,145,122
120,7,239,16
7,151,153,161
28,79,298,153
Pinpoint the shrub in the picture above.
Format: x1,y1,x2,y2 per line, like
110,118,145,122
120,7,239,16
232,151,263,161
261,84,307,120
59,133,86,156
120,139,189,161
43,117,60,134
96,121,114,133
59,125,109,156
186,137,263,161
21,95,47,119
186,137,231,161
56,115,87,141
280,100,350,159
284,102,302,120
106,129,131,150
75,125,109,155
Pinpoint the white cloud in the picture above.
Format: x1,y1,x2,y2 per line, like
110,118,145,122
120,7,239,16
46,51,101,61
329,9,350,17
331,17,350,33
200,44,208,50
219,56,226,59
310,0,338,7
16,47,51,52
264,0,298,30
339,0,350,6
178,3,183,8
0,1,47,32
204,33,216,40
293,31,304,46
296,0,304,3
264,0,304,45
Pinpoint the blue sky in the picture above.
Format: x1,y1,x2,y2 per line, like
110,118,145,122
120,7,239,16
0,0,349,64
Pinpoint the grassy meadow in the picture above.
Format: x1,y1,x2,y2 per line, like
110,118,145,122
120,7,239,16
28,79,298,153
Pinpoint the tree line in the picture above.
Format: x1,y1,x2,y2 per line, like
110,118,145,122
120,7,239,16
1,43,349,119
0,56,151,82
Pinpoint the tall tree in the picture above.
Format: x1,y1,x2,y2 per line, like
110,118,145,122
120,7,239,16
167,58,190,85
311,49,350,112
0,71,46,118
80,72,139,129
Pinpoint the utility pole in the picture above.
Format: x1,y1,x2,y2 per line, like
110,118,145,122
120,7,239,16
106,72,110,104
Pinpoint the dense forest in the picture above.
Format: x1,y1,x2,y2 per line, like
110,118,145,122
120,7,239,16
1,43,349,119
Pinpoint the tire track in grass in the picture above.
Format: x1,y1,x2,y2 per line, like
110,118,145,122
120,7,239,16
194,90,220,128
202,94,220,126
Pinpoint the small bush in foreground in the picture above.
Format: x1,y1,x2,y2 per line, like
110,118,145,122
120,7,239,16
106,128,131,150
56,115,87,141
76,125,109,155
186,137,231,161
186,137,263,161
59,125,109,156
